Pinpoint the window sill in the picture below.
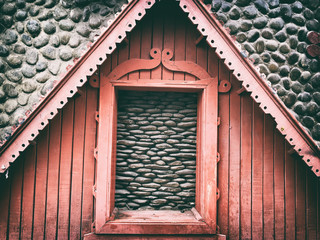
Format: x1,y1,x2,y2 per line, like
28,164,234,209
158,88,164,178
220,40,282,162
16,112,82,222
96,208,215,234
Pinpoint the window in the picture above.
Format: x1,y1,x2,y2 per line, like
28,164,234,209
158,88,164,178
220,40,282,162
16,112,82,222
94,77,218,235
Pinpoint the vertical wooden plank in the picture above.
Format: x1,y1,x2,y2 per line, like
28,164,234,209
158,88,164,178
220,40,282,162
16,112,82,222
217,60,229,236
81,85,98,236
284,143,295,240
8,159,23,239
252,103,263,240
202,78,218,231
21,146,36,240
173,9,186,80
296,158,306,240
45,112,62,240
274,130,285,240
263,115,275,240
57,100,74,239
33,127,49,239
317,181,320,239
306,168,317,239
185,20,197,81
69,89,87,240
151,3,163,79
118,23,130,81
139,13,152,79
240,94,252,240
0,176,10,240
196,42,208,79
128,23,141,80
162,2,175,80
228,74,241,240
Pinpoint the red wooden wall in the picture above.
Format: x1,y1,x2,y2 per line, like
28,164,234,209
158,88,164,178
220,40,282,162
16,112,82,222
0,1,319,239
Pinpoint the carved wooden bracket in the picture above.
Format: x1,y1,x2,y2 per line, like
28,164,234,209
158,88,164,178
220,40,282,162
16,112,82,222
161,48,211,79
100,48,213,85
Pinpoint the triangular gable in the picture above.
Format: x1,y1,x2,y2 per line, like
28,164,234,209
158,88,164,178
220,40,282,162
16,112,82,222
0,0,319,177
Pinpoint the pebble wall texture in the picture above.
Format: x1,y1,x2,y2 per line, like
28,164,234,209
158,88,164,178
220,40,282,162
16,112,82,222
0,0,126,143
115,91,197,210
210,0,320,142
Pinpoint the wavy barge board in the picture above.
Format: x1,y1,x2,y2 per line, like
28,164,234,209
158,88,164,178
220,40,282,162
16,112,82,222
0,0,319,177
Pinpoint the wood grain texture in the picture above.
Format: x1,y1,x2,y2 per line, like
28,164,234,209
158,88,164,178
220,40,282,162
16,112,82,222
45,111,62,240
57,100,74,239
21,146,36,240
251,103,263,240
33,127,49,239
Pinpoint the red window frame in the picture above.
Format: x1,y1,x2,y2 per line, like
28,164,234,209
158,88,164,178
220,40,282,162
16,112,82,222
95,78,218,234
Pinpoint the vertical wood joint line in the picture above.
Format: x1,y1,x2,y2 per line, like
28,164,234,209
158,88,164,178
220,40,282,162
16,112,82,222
94,148,98,160
217,117,221,126
216,188,220,200
217,152,221,163
92,184,96,198
95,111,99,123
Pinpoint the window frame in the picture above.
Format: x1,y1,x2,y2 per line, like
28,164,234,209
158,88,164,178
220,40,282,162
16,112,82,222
95,78,218,234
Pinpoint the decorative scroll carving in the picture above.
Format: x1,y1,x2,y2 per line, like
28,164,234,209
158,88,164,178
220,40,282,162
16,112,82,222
104,48,161,82
162,49,211,79
104,48,212,83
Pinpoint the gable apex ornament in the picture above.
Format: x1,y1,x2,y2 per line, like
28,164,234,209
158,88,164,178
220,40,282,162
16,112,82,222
0,0,319,177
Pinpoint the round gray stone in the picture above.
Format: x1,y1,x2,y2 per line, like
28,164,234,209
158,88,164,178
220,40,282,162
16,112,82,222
5,70,23,82
269,17,284,30
70,8,83,23
89,15,101,29
253,16,268,28
0,114,9,127
33,35,50,49
21,34,33,46
243,6,258,19
4,30,18,45
41,47,56,60
0,45,9,57
53,7,68,21
240,20,252,32
279,43,290,54
36,61,47,72
22,66,36,78
3,84,18,98
22,80,37,93
266,40,279,51
13,44,26,54
59,47,73,61
43,21,56,34
4,99,18,113
76,24,90,37
7,55,22,68
267,73,280,83
26,49,38,65
59,19,75,31
69,36,80,48
26,20,41,37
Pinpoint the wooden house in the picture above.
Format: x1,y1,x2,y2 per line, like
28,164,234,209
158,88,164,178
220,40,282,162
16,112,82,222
0,0,319,239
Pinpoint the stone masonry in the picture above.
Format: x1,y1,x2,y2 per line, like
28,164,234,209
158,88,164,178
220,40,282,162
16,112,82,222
115,91,197,210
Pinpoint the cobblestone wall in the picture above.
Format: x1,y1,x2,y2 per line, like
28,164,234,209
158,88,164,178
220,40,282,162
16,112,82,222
115,91,198,210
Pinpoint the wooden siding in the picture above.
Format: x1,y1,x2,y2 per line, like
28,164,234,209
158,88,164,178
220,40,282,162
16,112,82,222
0,84,98,240
0,1,319,239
